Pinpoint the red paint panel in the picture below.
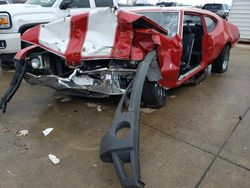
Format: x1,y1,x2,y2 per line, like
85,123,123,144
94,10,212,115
156,35,182,88
130,29,156,60
65,13,89,67
21,25,40,45
14,45,38,60
111,13,134,60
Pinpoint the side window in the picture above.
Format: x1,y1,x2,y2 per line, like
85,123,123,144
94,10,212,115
183,14,202,26
95,0,114,7
204,16,217,33
71,0,90,8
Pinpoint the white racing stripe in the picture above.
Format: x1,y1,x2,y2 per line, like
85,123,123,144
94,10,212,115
39,17,71,54
82,8,117,57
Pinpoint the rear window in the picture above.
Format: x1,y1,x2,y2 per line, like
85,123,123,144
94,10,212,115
204,16,217,33
137,12,179,38
203,4,222,10
183,14,202,26
70,0,90,8
95,0,114,7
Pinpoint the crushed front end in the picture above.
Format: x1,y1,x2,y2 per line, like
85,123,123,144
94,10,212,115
23,51,138,97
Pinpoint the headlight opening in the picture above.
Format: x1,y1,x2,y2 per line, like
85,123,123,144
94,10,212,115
0,12,12,29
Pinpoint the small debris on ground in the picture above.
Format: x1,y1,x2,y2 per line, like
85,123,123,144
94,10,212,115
13,142,26,148
86,102,104,112
140,108,157,114
169,95,177,99
54,95,64,100
48,154,60,165
86,102,99,108
42,128,54,136
0,127,11,133
60,96,72,103
239,115,243,120
16,130,29,137
97,105,103,112
6,170,17,177
244,147,247,151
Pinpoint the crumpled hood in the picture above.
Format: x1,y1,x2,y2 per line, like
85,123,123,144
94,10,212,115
21,8,169,67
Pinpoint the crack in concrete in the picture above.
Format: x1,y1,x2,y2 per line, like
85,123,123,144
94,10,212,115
195,104,250,188
218,156,250,171
141,123,215,157
141,103,250,188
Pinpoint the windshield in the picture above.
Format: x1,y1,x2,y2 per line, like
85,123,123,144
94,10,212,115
26,0,56,7
203,4,222,10
137,12,179,38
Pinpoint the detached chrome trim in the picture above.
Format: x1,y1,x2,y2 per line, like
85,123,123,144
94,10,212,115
178,65,201,81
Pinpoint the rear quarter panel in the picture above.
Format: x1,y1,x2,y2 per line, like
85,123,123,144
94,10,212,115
224,21,240,47
209,16,239,60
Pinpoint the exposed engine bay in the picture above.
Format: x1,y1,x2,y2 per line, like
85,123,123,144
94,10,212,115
24,51,139,97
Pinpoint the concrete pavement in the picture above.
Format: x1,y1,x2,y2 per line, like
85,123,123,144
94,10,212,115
0,44,250,188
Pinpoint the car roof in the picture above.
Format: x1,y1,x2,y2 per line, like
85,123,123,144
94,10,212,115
121,6,221,19
203,3,226,5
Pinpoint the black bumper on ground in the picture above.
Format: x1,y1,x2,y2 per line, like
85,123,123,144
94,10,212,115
100,51,156,188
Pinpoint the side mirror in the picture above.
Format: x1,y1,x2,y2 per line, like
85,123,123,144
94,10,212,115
60,0,73,10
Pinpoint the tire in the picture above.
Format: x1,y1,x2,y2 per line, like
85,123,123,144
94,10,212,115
212,45,230,73
0,54,15,68
142,79,167,109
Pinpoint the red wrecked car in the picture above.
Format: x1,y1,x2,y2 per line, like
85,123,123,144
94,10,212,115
0,7,239,188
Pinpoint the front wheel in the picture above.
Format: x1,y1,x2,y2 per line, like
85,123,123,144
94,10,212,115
212,45,230,73
142,79,167,109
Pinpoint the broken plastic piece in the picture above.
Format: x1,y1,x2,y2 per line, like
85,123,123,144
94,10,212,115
86,102,99,108
100,50,156,188
0,60,28,113
42,128,54,136
16,130,29,136
140,108,157,114
60,96,71,103
48,154,60,165
97,105,103,112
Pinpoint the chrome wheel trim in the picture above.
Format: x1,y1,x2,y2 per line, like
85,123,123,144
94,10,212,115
155,83,165,100
222,49,230,70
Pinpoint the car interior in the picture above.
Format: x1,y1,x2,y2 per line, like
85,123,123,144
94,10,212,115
180,14,204,75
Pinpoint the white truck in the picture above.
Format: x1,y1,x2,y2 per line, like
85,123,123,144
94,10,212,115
0,0,118,63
